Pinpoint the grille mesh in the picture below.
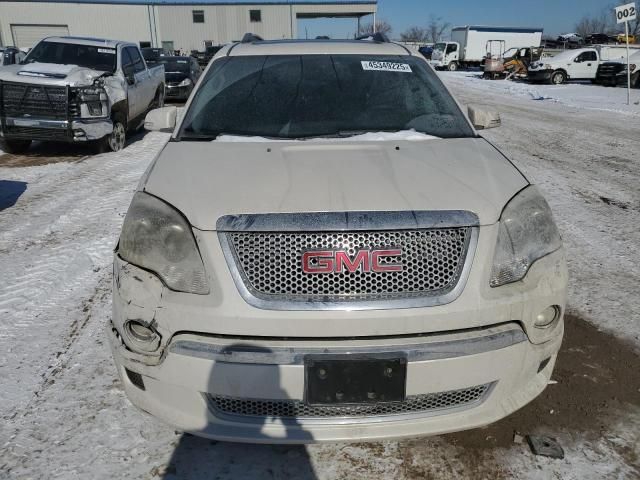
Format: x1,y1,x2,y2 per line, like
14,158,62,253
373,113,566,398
209,384,491,419
2,82,68,120
227,228,470,301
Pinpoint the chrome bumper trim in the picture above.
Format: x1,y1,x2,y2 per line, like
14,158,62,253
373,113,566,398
169,324,527,365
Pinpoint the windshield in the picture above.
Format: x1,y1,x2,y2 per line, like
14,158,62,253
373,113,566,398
157,57,190,72
24,41,117,72
142,48,167,62
179,55,473,140
434,43,446,52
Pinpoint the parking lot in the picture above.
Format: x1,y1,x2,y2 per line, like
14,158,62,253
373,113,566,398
0,71,638,479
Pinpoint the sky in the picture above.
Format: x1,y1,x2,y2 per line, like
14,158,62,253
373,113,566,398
299,0,619,39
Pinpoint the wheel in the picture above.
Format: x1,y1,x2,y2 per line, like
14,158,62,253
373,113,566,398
448,62,458,72
95,118,126,153
549,70,566,85
153,87,165,108
0,138,31,154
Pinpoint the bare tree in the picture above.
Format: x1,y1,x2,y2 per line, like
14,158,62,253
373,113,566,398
574,7,615,37
358,20,393,37
400,26,428,43
426,15,450,43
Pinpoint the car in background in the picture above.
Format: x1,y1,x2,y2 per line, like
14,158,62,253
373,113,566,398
157,55,201,100
141,47,171,65
418,45,433,60
616,33,637,44
0,36,165,153
193,45,224,67
557,33,584,46
596,50,640,88
585,33,616,45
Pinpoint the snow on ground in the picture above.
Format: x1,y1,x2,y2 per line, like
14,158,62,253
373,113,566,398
448,71,640,117
1,76,639,479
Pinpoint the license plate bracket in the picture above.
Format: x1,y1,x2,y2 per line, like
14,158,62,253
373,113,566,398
305,354,407,405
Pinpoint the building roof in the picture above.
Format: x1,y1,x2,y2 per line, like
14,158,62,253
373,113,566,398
222,38,413,57
5,0,376,4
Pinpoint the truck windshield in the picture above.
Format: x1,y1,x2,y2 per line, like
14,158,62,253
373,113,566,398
179,55,474,140
434,43,446,52
24,41,117,72
157,57,190,72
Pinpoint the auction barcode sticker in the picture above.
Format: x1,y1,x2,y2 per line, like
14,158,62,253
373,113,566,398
98,48,116,54
361,61,412,73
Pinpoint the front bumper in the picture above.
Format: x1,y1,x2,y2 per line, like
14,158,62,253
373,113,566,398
0,116,113,142
110,221,567,443
108,319,562,443
527,70,553,82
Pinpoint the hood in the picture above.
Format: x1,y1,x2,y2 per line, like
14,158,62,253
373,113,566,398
165,71,189,83
143,137,528,230
0,62,106,86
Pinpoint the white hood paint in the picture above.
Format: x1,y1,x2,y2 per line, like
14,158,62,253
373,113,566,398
143,137,528,229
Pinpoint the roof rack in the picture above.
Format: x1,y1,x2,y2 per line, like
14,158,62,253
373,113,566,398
355,32,390,43
241,33,264,43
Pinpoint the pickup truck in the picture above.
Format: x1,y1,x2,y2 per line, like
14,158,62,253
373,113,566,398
108,34,568,444
528,45,640,84
596,50,640,88
0,36,165,153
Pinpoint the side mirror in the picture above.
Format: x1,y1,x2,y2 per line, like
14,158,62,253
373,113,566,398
468,106,501,130
125,72,135,85
144,106,177,132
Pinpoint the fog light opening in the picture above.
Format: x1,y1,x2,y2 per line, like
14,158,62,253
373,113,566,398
538,357,552,373
125,368,146,391
124,320,161,353
535,306,561,329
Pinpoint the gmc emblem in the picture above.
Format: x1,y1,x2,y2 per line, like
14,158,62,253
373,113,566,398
302,249,403,274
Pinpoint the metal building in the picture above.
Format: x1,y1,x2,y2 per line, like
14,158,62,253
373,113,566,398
0,0,377,52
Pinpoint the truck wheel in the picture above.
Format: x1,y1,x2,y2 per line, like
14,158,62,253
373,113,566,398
0,138,32,154
95,119,126,153
550,71,566,85
448,62,458,72
153,87,165,108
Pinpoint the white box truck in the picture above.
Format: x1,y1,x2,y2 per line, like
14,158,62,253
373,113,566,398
430,26,544,71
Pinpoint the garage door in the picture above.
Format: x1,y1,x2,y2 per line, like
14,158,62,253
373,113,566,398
11,24,69,49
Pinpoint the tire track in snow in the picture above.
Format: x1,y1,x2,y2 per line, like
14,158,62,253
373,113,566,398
0,132,169,419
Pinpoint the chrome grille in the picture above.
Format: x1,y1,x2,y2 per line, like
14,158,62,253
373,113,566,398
208,384,492,420
226,228,471,302
1,82,68,120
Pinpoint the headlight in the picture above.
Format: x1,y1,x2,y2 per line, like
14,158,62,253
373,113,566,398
490,186,562,287
119,192,209,295
75,86,108,117
178,78,192,87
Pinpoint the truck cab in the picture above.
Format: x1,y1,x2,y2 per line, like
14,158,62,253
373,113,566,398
528,48,599,84
429,42,460,71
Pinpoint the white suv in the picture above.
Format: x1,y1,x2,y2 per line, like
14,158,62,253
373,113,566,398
109,34,567,444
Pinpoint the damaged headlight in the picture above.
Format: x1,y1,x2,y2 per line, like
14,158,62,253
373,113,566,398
490,186,562,287
73,86,108,118
178,78,193,87
119,192,209,295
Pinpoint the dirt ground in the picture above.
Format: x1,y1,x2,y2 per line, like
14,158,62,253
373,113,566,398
0,142,90,167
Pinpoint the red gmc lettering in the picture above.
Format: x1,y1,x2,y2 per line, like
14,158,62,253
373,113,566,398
372,249,403,272
302,249,403,274
301,251,334,273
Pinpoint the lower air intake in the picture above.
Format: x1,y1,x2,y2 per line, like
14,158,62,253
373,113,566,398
208,383,492,420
